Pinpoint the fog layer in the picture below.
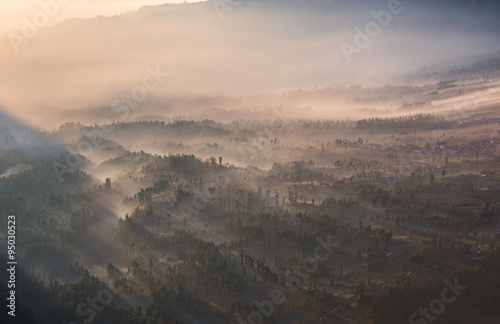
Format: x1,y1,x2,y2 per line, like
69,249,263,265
1,0,499,123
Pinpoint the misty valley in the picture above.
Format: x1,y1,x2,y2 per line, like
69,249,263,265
1,1,500,324
1,75,500,323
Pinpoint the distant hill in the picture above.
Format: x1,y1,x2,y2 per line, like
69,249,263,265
2,0,500,113
0,106,62,156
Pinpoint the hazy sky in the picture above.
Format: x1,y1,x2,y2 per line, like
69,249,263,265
0,0,201,31
1,0,499,126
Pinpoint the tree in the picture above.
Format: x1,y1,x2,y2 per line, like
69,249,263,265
105,178,111,190
368,272,371,291
358,280,365,299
